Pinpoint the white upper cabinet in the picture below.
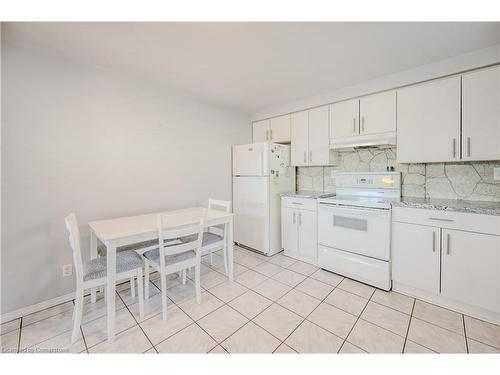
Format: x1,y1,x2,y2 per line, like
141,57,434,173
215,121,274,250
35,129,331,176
252,119,270,142
462,66,500,161
291,106,337,167
329,98,359,139
397,76,461,163
290,110,309,166
359,91,396,136
252,115,291,143
308,105,330,166
269,114,291,143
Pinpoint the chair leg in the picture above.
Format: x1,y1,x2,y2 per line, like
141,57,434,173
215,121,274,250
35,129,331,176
130,277,136,298
222,244,229,277
144,259,150,300
137,269,144,321
160,273,168,321
195,264,201,304
182,269,187,285
71,287,84,344
103,285,106,303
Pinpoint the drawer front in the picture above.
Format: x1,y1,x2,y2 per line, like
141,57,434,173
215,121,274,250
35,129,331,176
392,207,500,235
318,245,391,290
282,196,318,211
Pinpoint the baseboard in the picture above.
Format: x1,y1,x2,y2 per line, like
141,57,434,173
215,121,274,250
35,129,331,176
0,292,76,324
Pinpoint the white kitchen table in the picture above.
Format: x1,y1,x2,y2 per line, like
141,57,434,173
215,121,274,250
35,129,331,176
88,207,234,342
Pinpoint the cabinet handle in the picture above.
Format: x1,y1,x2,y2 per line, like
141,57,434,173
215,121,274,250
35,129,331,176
352,118,356,134
265,130,269,141
270,129,273,141
429,217,454,223
309,151,312,163
303,151,307,163
432,231,436,252
467,137,471,157
447,233,451,255
298,212,302,226
452,138,456,158
361,116,365,132
292,211,296,225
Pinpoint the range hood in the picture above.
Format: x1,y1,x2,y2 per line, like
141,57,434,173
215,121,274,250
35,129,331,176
329,132,396,151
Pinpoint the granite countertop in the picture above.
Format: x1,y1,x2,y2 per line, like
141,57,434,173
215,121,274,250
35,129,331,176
393,197,500,216
281,190,335,199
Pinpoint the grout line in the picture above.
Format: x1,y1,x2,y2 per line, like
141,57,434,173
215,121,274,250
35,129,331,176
401,299,416,353
337,288,375,353
463,314,469,354
117,283,156,352
17,317,23,354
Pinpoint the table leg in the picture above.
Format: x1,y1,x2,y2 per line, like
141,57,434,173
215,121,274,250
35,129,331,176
227,218,234,281
90,230,98,303
106,241,116,343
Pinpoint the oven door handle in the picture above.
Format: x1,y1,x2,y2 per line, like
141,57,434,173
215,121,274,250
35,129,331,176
319,203,390,214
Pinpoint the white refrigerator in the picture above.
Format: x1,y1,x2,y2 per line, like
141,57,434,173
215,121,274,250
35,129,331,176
232,142,296,256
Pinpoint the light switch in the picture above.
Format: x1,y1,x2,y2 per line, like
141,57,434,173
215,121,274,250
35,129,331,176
494,168,500,181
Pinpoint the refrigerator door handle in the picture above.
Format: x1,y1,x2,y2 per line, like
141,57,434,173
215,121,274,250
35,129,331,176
260,150,264,176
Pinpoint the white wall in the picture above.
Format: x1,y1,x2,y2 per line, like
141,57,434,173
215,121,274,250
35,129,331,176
252,43,500,120
1,43,250,316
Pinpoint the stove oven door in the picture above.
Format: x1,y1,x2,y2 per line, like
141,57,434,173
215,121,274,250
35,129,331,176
318,203,391,261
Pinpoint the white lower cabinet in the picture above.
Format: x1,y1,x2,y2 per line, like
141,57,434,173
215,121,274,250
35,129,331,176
392,222,440,295
392,207,500,323
297,209,317,261
281,197,318,263
282,207,298,256
441,229,500,314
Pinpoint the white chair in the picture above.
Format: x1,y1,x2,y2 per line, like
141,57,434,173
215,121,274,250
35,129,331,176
141,210,205,320
64,213,144,344
181,199,231,274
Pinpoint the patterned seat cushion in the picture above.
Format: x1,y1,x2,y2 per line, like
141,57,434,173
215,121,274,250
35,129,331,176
83,250,143,281
180,232,223,246
98,239,179,255
143,248,196,267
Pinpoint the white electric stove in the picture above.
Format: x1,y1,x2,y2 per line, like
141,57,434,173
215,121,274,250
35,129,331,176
317,172,401,290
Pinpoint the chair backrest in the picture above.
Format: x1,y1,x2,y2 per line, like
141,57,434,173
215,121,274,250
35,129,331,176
207,199,231,236
64,213,83,284
208,199,231,213
156,209,206,268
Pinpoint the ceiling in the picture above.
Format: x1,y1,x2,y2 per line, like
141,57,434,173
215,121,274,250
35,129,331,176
3,22,500,113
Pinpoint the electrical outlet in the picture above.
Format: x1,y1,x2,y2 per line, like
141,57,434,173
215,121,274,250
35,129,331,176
494,168,500,181
62,264,73,277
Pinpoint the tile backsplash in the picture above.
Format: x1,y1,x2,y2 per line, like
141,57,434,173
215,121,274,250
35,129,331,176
297,147,500,202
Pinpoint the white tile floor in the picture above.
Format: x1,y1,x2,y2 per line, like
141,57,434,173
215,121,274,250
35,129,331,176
1,245,500,354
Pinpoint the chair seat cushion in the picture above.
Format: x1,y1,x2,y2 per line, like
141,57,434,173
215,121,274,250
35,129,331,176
143,248,196,267
180,232,223,246
83,250,143,281
98,239,179,255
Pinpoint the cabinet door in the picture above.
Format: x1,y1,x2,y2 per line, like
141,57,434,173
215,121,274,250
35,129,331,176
282,207,298,256
290,110,309,166
359,91,396,135
298,209,317,262
308,105,330,166
397,76,461,163
270,114,291,143
253,120,270,143
462,66,500,161
392,222,440,295
329,99,359,139
441,229,500,313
